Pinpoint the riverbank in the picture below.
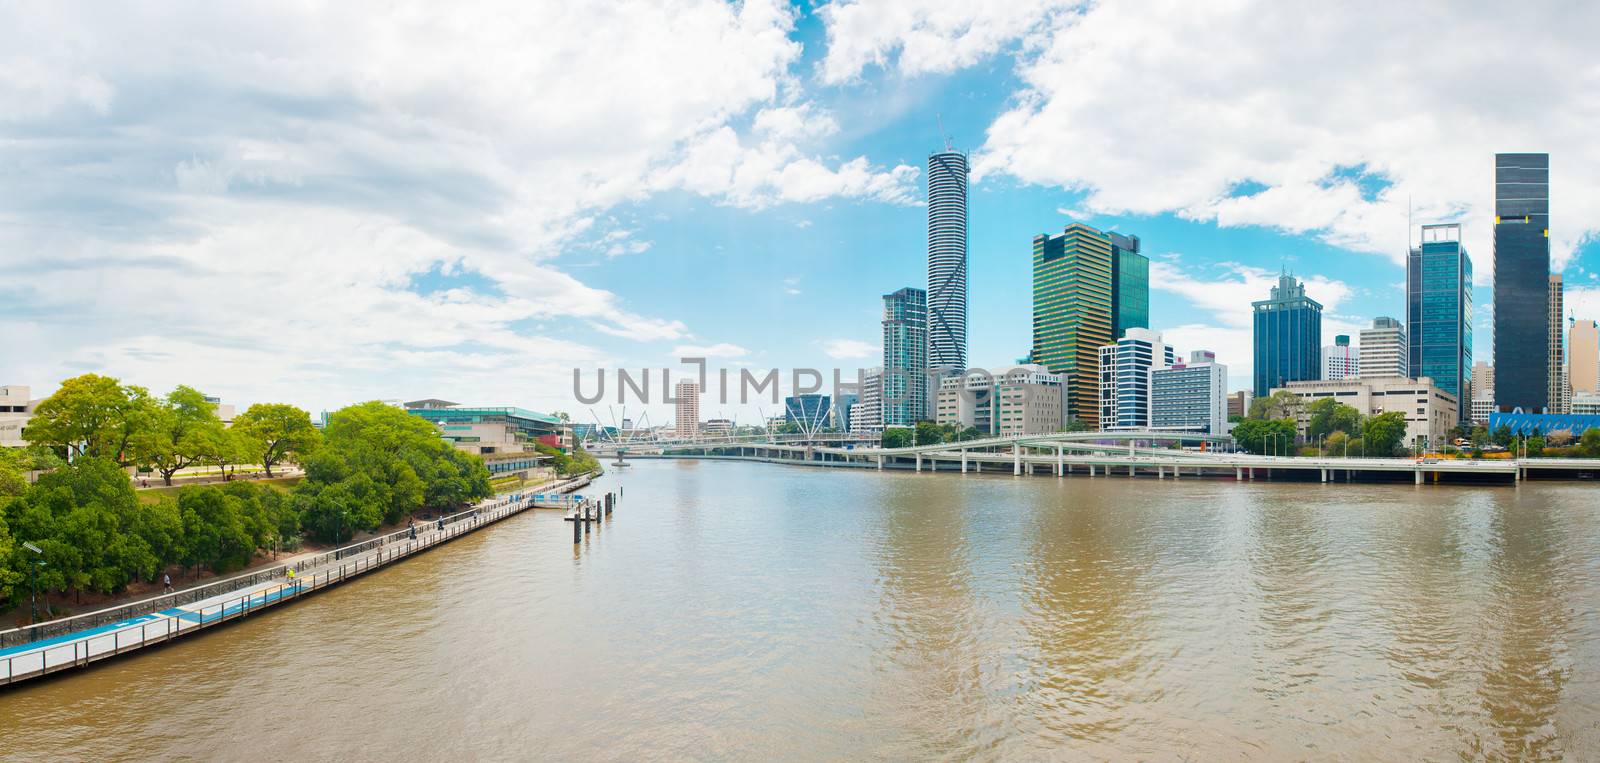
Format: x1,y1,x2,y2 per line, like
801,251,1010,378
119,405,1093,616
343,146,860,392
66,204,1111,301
0,471,599,686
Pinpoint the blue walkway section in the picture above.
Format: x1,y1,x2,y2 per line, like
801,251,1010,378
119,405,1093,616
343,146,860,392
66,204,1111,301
0,613,166,658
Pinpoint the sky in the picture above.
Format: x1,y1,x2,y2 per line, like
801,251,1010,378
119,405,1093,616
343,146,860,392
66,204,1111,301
4,0,1600,429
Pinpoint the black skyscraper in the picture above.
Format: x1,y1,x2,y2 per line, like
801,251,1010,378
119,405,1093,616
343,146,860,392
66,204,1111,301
1493,153,1549,412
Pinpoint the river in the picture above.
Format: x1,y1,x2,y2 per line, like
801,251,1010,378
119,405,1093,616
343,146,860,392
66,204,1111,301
3,459,1599,760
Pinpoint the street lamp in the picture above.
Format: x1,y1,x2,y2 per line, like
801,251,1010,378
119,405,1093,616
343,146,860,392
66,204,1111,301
23,541,44,624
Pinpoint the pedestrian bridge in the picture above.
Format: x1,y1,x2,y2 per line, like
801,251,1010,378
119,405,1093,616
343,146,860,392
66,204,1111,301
618,429,1573,485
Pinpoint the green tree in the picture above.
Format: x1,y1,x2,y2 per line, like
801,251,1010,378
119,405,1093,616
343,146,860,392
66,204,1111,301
1526,434,1545,457
1362,411,1408,457
290,401,491,542
1305,398,1362,440
23,374,155,464
1491,424,1514,448
233,403,320,477
1061,417,1091,433
881,428,912,448
1469,425,1488,457
0,446,29,500
1580,428,1600,457
3,457,161,598
913,420,945,445
1248,389,1305,422
177,486,256,573
1232,418,1296,455
131,385,226,486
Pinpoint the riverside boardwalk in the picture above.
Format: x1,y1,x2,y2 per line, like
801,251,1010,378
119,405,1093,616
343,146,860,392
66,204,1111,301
0,472,596,687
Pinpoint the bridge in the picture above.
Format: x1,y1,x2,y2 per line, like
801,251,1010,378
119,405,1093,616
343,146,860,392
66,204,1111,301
599,429,1596,485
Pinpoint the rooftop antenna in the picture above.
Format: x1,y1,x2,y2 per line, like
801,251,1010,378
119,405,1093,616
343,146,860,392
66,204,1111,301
937,113,953,152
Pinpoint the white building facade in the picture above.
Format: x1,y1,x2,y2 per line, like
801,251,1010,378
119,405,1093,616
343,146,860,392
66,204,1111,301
936,365,1064,437
1097,328,1175,431
1277,376,1458,451
1151,351,1229,434
1359,317,1408,379
1321,335,1359,380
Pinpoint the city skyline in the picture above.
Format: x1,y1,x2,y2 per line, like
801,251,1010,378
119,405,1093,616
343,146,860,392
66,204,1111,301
7,3,1600,428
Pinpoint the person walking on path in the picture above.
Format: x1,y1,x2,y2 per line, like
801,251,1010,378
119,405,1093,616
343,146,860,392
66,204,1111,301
163,573,173,594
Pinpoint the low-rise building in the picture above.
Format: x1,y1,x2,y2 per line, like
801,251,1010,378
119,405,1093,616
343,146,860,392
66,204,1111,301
1152,351,1228,434
1470,396,1496,426
406,404,564,456
1,385,37,448
702,418,735,436
1275,376,1458,451
936,365,1064,437
1226,390,1252,419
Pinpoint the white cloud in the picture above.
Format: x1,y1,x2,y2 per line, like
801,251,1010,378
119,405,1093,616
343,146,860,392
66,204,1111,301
672,343,750,359
960,0,1600,273
1148,258,1362,386
817,0,1083,83
650,121,919,208
0,1,915,412
820,338,879,359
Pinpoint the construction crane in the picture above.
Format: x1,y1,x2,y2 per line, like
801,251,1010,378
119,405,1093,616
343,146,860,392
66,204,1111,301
937,113,953,152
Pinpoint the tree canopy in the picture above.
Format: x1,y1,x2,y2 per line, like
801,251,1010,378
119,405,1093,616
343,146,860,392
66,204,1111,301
1232,418,1297,455
1362,411,1409,456
233,403,320,477
23,374,155,464
291,402,489,542
130,385,226,486
1305,398,1362,440
1248,390,1304,422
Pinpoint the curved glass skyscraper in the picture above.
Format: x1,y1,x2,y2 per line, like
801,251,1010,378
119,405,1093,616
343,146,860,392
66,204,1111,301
927,150,969,371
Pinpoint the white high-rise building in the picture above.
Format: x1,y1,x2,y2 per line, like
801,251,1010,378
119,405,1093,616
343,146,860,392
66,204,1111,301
1321,335,1359,380
1097,328,1176,431
1152,351,1229,434
1359,317,1408,379
1550,275,1569,413
926,150,969,371
850,368,883,435
674,381,699,439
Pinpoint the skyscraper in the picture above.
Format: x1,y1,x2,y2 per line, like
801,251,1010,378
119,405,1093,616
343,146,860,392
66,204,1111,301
882,287,928,427
1550,274,1568,413
1360,317,1408,379
1251,273,1322,398
1407,223,1472,421
1322,335,1359,380
1570,319,1598,395
1109,232,1149,340
1033,224,1114,427
1493,153,1550,412
674,380,699,439
1097,327,1175,430
926,150,969,371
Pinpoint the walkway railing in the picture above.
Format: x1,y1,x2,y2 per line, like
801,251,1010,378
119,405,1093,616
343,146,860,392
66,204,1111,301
0,471,596,681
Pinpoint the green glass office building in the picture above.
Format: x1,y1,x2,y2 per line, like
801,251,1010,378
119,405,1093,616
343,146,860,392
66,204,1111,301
1109,232,1149,340
1032,224,1114,428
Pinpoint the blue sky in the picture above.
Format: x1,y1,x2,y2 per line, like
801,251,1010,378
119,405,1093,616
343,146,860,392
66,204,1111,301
4,1,1600,428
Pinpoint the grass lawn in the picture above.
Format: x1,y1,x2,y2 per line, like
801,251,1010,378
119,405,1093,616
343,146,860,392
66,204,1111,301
137,475,303,504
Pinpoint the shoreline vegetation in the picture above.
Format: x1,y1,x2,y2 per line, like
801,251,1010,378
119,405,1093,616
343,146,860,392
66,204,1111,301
0,373,497,628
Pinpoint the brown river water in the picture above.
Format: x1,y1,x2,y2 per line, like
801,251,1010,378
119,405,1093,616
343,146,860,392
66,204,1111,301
2,459,1598,761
